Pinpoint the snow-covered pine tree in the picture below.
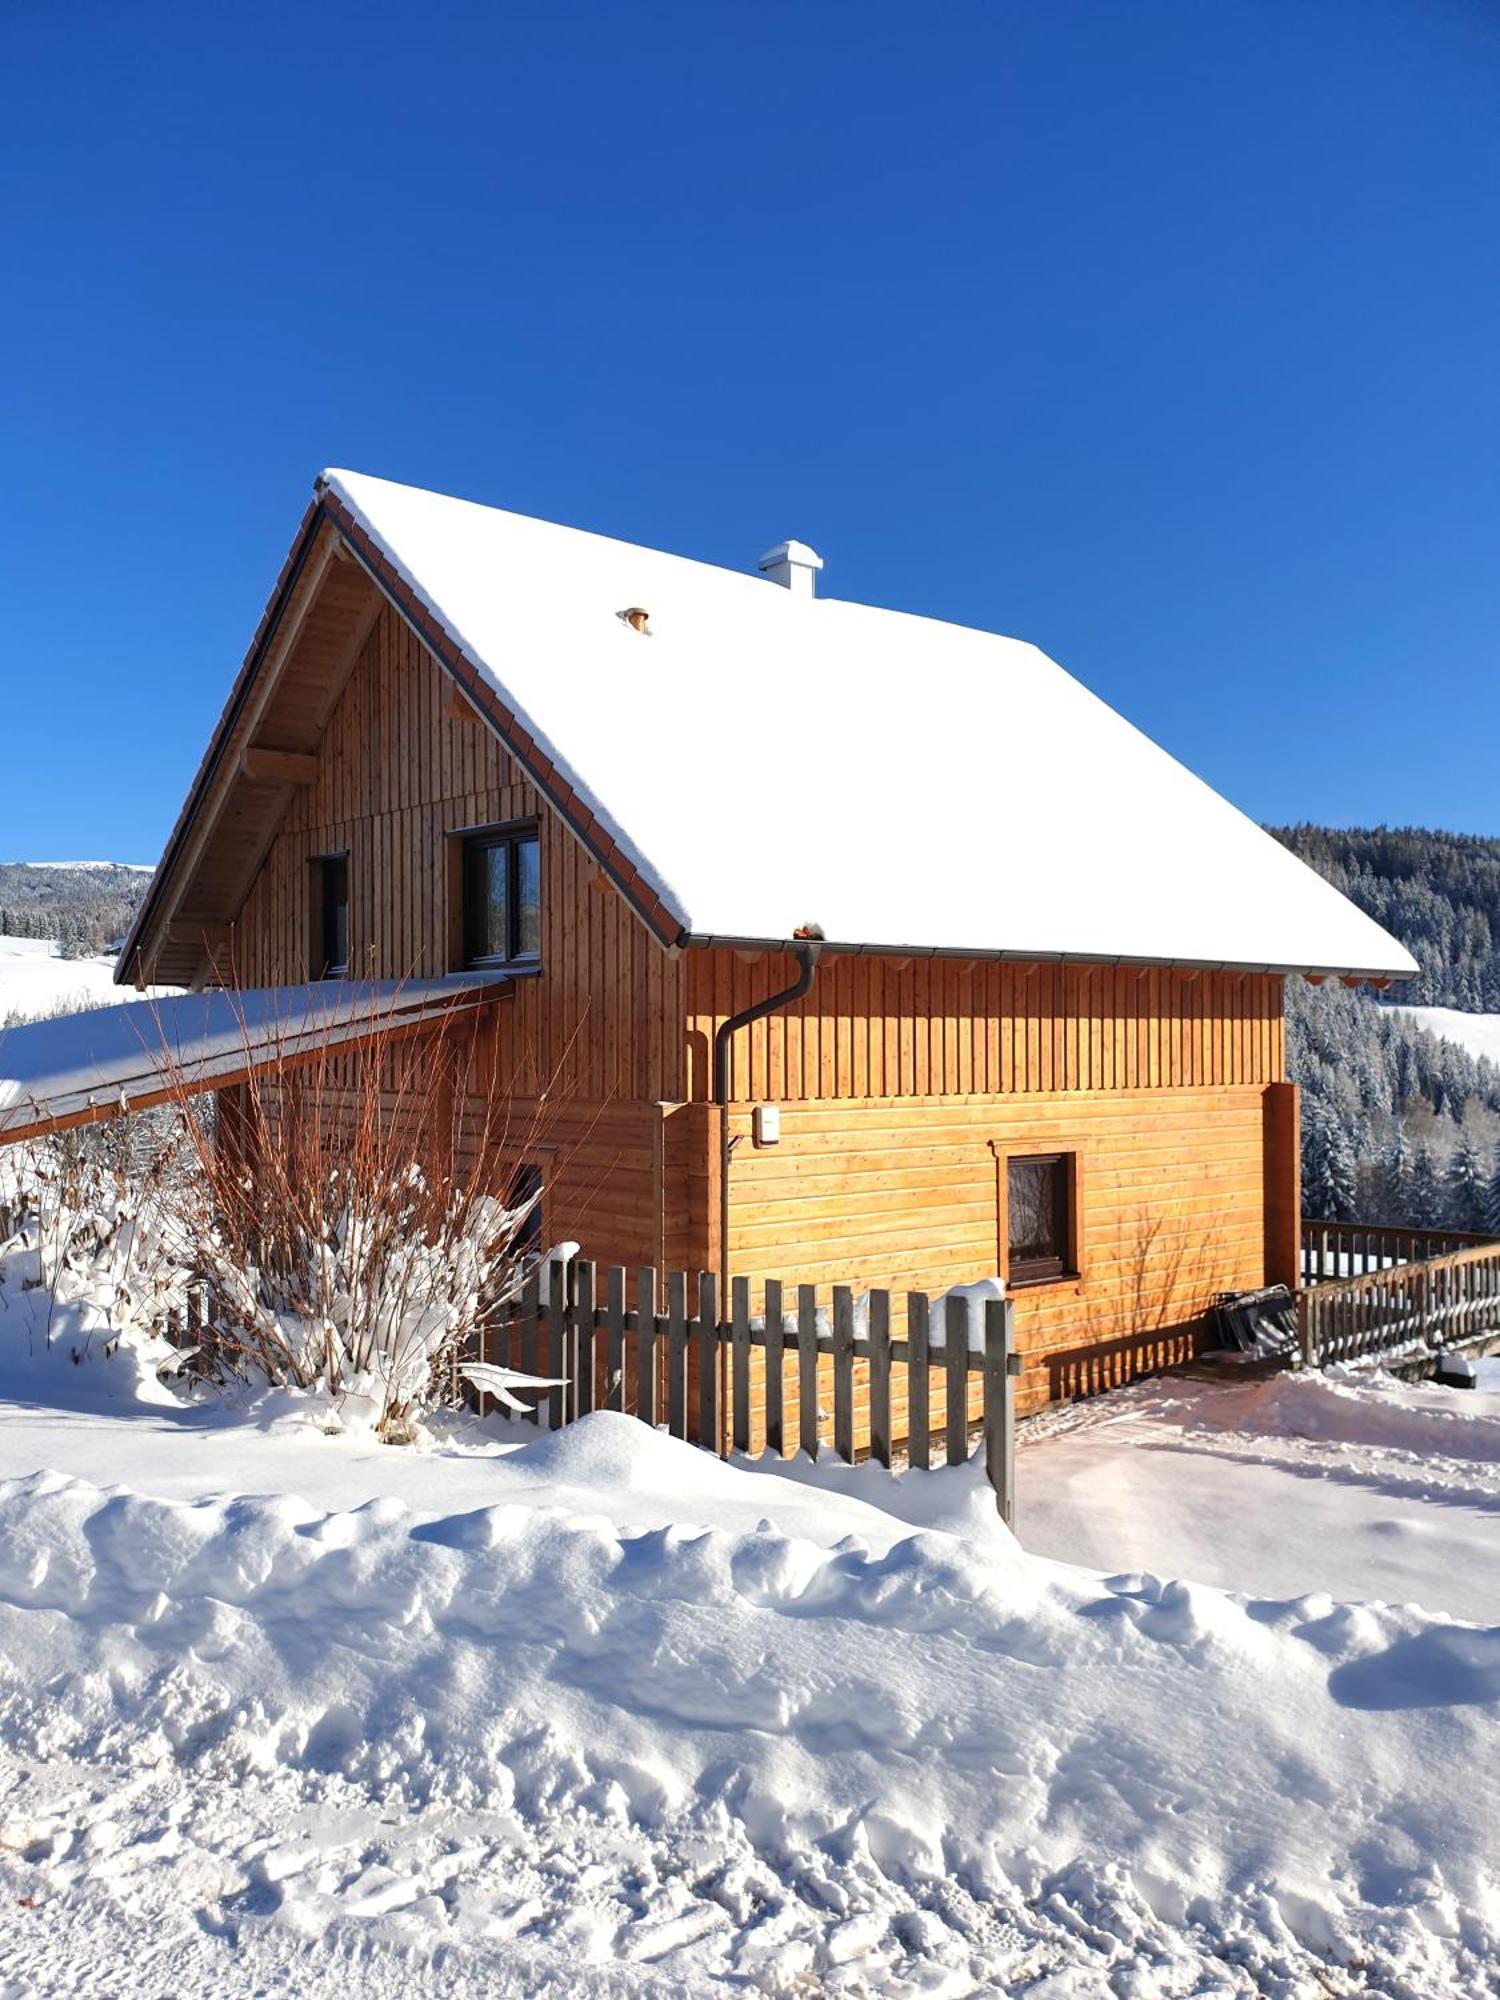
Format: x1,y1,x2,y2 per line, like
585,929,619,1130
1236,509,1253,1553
1448,1135,1490,1233
1304,1103,1360,1222
1409,1141,1443,1227
1377,1134,1412,1224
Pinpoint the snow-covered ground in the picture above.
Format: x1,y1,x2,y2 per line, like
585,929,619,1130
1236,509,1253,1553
0,938,133,1022
1020,1368,1500,1624
1390,1003,1500,1068
3,1326,1500,1996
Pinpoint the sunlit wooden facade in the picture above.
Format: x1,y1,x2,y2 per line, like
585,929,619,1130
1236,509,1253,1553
122,500,1307,1426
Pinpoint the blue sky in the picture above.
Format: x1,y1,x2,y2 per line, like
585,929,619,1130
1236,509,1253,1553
2,0,1497,862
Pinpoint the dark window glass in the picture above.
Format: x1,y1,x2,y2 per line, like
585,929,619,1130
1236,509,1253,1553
509,1163,544,1266
516,837,541,959
314,855,348,979
462,827,540,968
1008,1153,1071,1282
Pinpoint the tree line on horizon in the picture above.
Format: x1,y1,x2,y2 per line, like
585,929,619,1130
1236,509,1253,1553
1273,824,1500,1232
0,862,151,958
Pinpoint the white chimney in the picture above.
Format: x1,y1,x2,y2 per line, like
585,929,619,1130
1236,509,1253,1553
758,539,824,597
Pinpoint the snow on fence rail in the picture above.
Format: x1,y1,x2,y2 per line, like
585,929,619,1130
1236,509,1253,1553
479,1265,1020,1526
1299,1239,1500,1368
1300,1218,1497,1286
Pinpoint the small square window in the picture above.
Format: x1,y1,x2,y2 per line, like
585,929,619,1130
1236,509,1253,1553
462,825,541,969
311,854,348,980
1007,1152,1074,1284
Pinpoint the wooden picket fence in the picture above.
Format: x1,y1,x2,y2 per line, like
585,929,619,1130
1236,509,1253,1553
481,1264,1021,1525
1299,1239,1500,1367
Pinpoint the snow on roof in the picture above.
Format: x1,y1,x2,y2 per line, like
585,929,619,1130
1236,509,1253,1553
321,470,1415,978
0,976,506,1144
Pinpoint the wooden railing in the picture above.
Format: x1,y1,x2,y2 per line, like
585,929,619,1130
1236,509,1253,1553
1300,1219,1497,1287
482,1264,1021,1525
1299,1239,1500,1367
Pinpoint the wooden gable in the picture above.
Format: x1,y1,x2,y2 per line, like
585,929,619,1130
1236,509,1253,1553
229,598,688,1105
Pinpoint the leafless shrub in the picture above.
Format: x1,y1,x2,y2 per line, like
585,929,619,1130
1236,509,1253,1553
146,991,565,1439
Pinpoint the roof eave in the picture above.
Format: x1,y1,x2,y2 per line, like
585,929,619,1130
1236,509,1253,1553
678,933,1417,983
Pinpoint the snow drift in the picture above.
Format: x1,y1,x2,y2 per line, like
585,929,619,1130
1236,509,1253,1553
2,1411,1499,1994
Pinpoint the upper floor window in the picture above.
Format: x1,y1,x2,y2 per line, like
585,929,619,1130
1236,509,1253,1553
1007,1152,1074,1284
312,853,349,980
462,823,540,968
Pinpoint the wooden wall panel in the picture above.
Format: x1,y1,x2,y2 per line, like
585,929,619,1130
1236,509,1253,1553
685,952,1285,1104
705,1085,1275,1422
231,603,686,1105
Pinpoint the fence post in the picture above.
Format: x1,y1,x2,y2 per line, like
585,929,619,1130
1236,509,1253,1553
945,1293,969,1467
546,1258,567,1430
520,1268,541,1423
908,1292,931,1471
983,1298,1016,1529
869,1289,892,1469
731,1276,752,1456
764,1278,785,1457
573,1260,595,1420
666,1270,688,1438
605,1266,626,1413
696,1271,719,1452
797,1284,819,1459
636,1266,658,1426
833,1285,855,1463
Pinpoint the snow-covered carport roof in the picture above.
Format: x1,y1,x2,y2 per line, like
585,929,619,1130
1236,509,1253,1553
0,976,511,1149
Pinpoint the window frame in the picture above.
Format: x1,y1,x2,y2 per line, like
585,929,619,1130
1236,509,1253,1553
1003,1149,1079,1288
310,852,350,981
459,820,541,971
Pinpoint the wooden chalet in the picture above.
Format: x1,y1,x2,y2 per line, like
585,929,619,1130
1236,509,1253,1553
110,470,1416,1425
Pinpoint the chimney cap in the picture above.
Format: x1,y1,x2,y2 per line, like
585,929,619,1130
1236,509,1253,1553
758,540,824,596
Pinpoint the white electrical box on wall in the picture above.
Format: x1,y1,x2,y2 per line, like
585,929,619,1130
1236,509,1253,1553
753,1104,781,1146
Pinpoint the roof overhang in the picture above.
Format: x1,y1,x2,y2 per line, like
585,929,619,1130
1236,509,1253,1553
678,934,1411,984
118,491,687,991
0,975,512,1148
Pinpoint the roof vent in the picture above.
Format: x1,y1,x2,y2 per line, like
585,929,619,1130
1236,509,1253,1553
758,540,824,598
618,606,651,634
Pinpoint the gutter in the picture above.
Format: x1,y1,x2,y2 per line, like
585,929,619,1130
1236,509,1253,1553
711,940,823,1434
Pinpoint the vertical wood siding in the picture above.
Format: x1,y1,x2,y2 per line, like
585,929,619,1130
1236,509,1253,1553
232,603,687,1106
687,950,1286,1102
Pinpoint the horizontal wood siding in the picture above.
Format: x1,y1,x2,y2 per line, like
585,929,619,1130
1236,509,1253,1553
232,603,686,1105
687,951,1285,1103
711,1086,1272,1423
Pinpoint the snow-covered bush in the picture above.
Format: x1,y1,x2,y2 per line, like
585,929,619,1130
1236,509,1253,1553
0,1115,196,1361
149,1001,557,1440
1,996,557,1438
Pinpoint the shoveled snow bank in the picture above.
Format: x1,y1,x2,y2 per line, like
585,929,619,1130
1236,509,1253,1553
3,1399,1500,1994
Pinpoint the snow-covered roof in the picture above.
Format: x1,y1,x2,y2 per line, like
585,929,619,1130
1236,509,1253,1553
0,977,507,1145
320,471,1415,979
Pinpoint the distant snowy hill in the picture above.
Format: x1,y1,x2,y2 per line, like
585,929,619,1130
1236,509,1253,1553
21,860,153,873
0,860,153,960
